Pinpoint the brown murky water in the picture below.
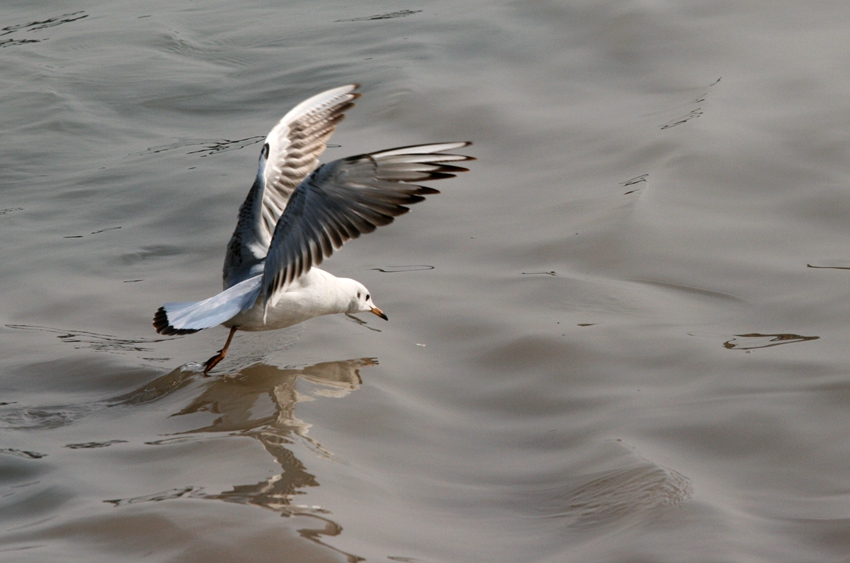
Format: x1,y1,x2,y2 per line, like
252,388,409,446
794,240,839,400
3,1,850,561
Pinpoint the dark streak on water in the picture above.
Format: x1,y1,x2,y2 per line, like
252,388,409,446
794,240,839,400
335,9,423,23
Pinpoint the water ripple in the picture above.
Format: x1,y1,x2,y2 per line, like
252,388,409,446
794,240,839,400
336,9,422,22
723,333,819,350
560,463,693,528
5,324,171,354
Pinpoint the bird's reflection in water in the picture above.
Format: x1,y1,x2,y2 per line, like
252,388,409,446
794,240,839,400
174,359,370,452
112,357,375,563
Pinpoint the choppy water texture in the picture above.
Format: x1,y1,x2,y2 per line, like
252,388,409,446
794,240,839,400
3,1,850,561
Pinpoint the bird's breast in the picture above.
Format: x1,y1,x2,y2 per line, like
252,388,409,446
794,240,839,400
225,269,348,331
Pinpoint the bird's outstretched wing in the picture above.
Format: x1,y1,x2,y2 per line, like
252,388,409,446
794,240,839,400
223,84,361,287
260,142,474,316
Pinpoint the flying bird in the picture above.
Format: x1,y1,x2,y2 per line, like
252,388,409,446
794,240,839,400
153,84,473,374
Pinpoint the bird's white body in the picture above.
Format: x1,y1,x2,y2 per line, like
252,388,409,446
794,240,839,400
224,269,365,331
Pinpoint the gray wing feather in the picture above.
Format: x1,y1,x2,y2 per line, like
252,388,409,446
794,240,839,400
223,85,361,288
260,142,474,315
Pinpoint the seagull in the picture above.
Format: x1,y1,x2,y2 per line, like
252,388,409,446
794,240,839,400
153,84,473,374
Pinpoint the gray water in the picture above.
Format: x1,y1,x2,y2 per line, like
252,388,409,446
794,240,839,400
3,0,850,561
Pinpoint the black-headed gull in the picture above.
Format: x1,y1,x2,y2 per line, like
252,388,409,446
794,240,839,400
153,84,473,374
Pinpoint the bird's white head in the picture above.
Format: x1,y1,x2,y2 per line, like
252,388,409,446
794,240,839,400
343,279,388,321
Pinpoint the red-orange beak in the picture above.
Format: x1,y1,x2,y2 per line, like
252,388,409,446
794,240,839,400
370,306,388,321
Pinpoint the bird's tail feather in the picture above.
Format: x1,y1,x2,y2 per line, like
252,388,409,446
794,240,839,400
153,275,262,335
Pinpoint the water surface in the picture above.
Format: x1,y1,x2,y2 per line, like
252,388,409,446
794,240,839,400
3,1,850,561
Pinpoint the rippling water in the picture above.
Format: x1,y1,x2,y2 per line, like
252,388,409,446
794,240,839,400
4,1,850,561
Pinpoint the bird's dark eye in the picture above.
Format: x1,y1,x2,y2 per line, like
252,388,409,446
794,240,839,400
366,294,370,300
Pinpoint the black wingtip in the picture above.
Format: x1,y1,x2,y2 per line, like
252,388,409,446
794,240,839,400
451,142,475,159
153,306,200,336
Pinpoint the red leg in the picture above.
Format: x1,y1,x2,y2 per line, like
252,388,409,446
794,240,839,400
203,326,237,376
